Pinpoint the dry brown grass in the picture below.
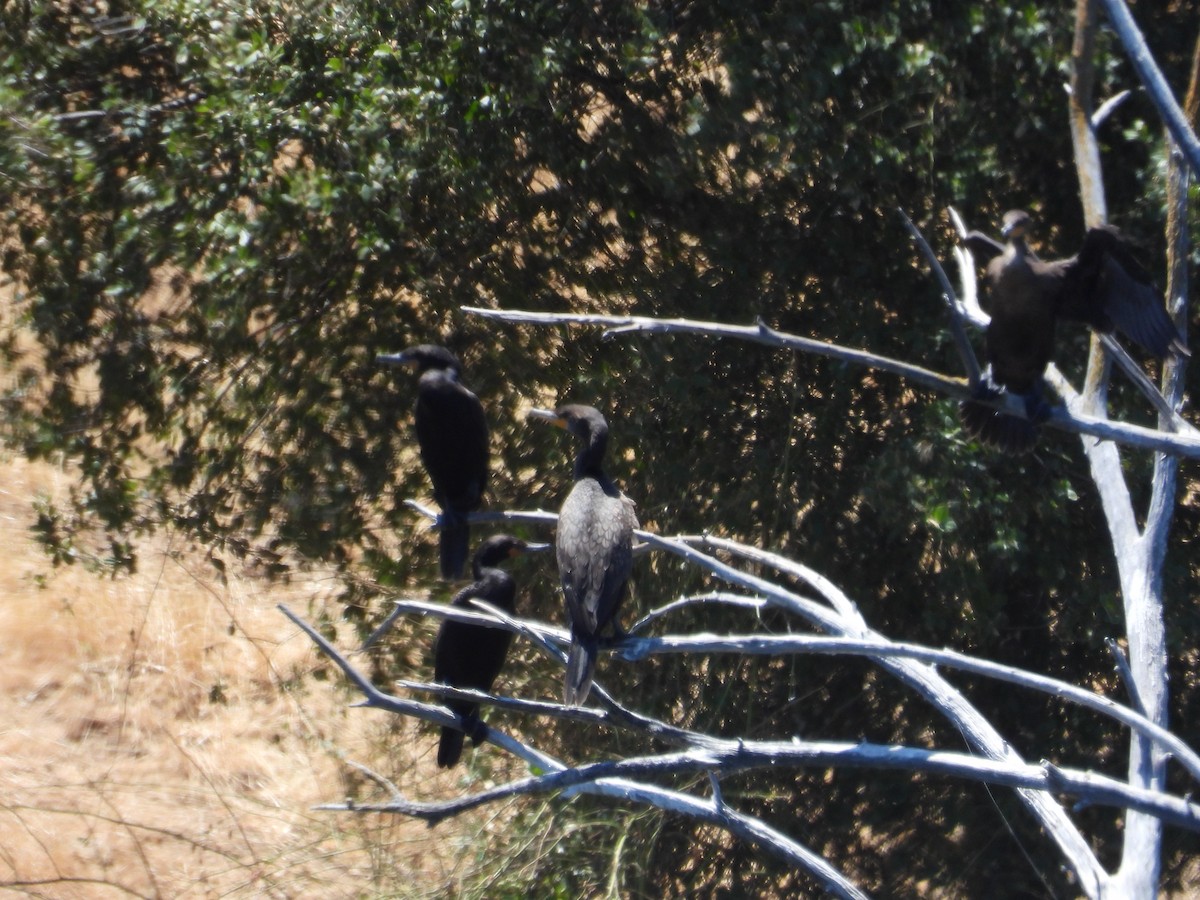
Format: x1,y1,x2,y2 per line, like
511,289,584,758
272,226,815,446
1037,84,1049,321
0,452,468,899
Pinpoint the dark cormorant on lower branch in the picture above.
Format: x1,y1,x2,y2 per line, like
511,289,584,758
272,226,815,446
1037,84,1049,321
433,534,548,768
377,345,489,578
528,405,637,707
960,209,1187,452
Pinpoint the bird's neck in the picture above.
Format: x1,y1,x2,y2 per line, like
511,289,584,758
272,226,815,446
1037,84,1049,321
573,433,609,481
1007,235,1031,260
472,564,512,587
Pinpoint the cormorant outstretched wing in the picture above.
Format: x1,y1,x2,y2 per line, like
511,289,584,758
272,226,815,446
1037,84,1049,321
962,230,1006,264
1056,225,1188,359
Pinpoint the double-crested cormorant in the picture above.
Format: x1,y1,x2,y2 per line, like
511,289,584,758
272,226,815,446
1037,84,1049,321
960,209,1186,452
529,405,637,707
377,345,489,578
433,534,548,768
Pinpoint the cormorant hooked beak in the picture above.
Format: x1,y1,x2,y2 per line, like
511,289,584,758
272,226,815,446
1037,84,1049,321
1000,210,1031,239
376,351,417,368
527,407,568,429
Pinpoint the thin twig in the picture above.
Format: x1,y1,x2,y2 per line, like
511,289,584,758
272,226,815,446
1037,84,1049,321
1106,638,1148,718
626,591,770,635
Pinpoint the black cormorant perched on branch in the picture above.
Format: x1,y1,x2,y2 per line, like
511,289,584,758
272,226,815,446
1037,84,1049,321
433,534,547,768
528,405,637,707
960,209,1187,452
377,345,489,578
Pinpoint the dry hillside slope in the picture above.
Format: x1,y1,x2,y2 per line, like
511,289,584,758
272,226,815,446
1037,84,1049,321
0,453,471,898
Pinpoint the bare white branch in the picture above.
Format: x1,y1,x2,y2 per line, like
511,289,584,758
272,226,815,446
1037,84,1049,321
898,208,982,384
1092,89,1133,127
947,207,990,326
366,571,1200,783
1096,0,1200,177
303,503,1200,895
319,740,1200,833
288,598,1200,838
627,534,1107,887
1064,5,1190,893
462,307,1200,458
283,608,869,897
626,591,771,635
284,582,1200,900
385,506,1200,787
619,632,1200,781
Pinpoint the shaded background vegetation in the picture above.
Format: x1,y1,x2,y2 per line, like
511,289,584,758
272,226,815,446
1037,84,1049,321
2,0,1198,895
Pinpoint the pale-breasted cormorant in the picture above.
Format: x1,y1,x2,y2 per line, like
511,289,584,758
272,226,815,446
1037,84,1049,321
433,533,548,768
377,345,489,578
960,209,1186,452
529,405,637,707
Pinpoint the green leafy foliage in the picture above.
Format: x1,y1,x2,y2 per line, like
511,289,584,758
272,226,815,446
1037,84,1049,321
2,0,1197,896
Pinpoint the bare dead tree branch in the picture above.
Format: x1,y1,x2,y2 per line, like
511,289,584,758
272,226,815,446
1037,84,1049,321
297,473,1200,897
1096,0,1200,178
898,208,981,384
365,581,1200,781
281,543,1200,883
464,306,1200,457
279,612,870,898
343,508,1200,890
315,733,1200,834
644,532,1200,783
284,562,1200,866
1093,89,1132,127
1065,4,1192,894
